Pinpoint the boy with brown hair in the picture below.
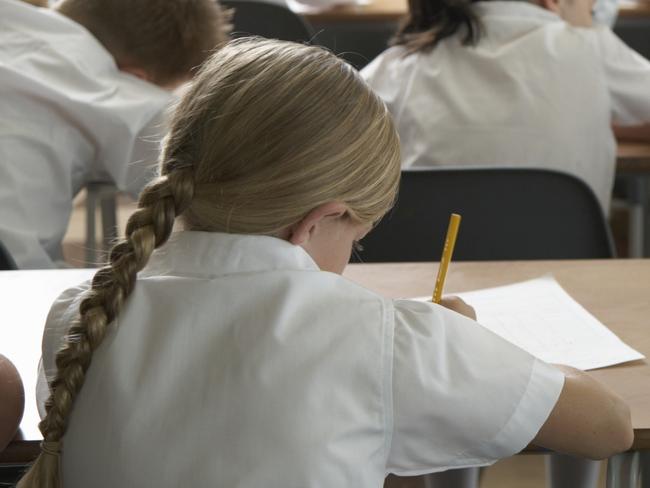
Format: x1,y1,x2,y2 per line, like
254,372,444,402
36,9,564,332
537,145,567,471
0,0,230,268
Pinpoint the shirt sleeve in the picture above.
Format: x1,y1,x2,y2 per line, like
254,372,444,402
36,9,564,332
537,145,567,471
90,108,169,199
90,81,174,199
387,299,564,476
116,109,169,198
592,26,650,125
361,47,415,123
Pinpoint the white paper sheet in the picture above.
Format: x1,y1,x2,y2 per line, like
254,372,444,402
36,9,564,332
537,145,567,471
431,276,644,371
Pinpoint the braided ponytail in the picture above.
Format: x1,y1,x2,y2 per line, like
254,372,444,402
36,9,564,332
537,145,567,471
17,168,195,488
391,0,484,52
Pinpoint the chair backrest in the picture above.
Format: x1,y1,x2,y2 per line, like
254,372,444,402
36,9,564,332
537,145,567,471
0,241,17,270
358,167,615,262
221,0,314,43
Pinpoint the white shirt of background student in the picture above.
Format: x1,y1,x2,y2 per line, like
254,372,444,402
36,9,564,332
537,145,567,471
0,0,172,269
361,0,650,214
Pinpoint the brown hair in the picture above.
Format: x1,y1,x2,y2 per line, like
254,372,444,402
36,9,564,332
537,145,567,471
55,0,231,86
392,0,483,53
17,38,400,487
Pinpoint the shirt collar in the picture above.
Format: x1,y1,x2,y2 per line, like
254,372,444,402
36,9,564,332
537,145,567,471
473,1,561,22
140,231,320,278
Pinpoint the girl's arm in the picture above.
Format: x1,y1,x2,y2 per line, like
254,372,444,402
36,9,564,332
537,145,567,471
0,354,25,452
440,296,633,459
532,365,633,459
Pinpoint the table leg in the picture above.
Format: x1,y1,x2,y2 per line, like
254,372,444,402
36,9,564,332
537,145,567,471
643,176,650,257
85,188,98,266
626,176,646,258
546,453,600,488
640,452,650,488
607,451,640,488
423,468,478,488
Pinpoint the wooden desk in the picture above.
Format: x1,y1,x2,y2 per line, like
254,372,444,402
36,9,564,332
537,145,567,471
1,262,648,487
300,0,650,23
618,142,650,173
619,0,650,18
345,260,650,488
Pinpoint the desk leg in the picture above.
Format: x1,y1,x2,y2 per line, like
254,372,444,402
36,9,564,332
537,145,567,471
85,189,98,266
644,176,650,257
627,176,646,258
607,452,640,488
641,452,650,488
423,468,478,488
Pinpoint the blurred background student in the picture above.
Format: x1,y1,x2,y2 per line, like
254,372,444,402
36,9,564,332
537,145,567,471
361,0,650,217
0,0,230,269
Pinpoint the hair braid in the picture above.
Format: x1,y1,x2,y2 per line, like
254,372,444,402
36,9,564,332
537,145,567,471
17,168,195,488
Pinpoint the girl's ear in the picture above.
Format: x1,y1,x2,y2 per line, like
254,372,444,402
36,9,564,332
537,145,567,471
287,202,348,246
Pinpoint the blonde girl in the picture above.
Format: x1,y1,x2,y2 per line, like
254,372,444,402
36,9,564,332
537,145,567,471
27,38,630,487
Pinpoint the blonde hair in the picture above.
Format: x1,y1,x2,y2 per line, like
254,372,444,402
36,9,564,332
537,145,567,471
55,0,231,86
18,38,400,488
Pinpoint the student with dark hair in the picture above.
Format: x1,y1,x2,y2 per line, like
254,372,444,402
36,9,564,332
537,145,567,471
362,0,650,216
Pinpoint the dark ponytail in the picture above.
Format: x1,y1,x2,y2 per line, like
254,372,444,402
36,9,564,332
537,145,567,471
391,0,484,53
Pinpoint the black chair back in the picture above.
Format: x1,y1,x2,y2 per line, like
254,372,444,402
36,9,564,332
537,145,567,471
221,0,314,43
358,167,615,262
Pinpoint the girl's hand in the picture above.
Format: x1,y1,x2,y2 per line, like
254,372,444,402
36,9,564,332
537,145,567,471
439,296,477,320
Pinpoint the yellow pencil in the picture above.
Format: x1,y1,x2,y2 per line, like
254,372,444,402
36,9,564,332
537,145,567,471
432,213,462,304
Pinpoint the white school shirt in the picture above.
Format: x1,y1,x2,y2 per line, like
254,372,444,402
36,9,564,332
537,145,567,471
362,1,650,213
0,0,171,269
38,232,564,487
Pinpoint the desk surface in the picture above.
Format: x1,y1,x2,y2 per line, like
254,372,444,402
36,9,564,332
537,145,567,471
0,261,648,463
344,259,650,450
301,0,650,22
617,141,650,173
0,269,95,464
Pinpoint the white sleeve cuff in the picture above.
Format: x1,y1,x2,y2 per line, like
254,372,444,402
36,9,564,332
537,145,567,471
469,359,565,461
